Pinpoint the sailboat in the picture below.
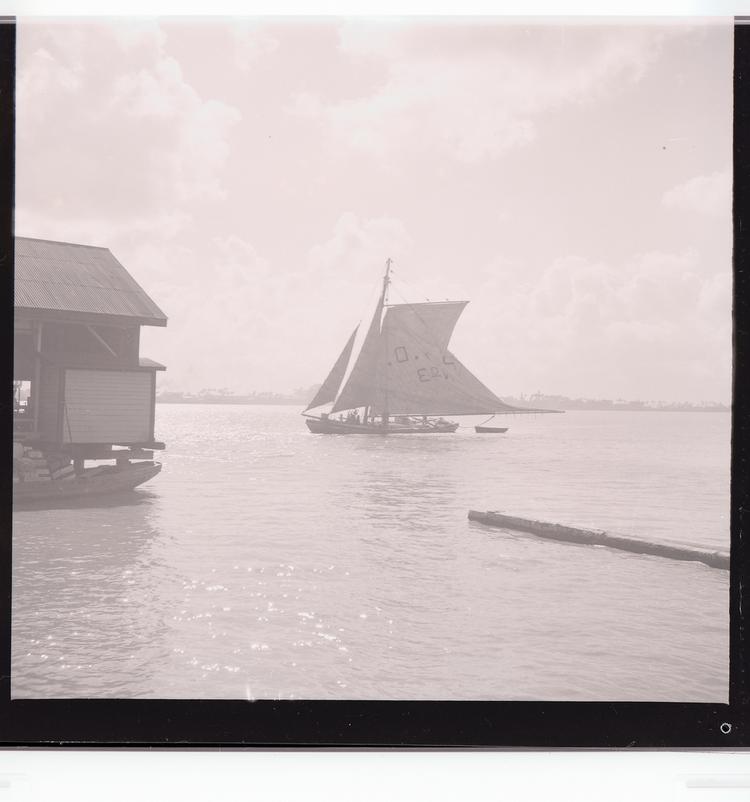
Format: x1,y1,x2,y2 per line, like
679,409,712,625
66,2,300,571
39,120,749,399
303,260,556,434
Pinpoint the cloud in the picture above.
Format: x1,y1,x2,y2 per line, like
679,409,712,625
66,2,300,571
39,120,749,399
662,169,731,217
15,20,731,403
290,22,670,164
307,212,411,280
456,250,731,402
16,22,241,240
140,214,412,394
230,22,279,71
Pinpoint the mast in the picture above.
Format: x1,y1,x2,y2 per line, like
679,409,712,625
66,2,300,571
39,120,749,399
382,258,392,426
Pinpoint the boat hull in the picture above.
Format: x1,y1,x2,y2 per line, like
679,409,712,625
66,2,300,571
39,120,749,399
13,461,162,504
475,426,508,433
305,417,459,435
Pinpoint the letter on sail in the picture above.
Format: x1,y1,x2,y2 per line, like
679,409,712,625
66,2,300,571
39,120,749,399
370,301,519,416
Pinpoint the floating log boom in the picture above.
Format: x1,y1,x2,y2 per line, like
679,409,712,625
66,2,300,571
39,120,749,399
467,510,729,571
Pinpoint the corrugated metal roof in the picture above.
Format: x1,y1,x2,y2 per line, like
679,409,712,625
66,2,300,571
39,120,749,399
14,237,168,325
139,357,167,370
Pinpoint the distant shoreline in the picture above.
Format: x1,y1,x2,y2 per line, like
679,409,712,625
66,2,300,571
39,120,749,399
155,398,730,412
157,399,302,406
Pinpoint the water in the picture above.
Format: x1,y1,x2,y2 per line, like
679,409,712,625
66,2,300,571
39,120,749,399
12,406,730,701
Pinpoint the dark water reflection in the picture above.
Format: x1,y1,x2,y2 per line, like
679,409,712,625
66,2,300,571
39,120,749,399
12,487,172,697
14,487,160,512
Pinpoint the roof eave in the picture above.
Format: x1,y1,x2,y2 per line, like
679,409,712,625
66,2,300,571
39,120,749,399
14,306,168,327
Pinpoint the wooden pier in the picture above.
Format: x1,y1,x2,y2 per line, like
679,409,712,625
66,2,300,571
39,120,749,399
468,510,729,571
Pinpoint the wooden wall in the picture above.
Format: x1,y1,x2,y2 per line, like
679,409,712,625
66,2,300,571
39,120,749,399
62,369,155,445
15,318,158,448
42,322,141,370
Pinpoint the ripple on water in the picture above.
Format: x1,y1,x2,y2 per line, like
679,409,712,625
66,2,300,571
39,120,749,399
12,406,730,701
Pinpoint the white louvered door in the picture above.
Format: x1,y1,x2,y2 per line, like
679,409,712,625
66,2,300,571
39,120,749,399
63,369,153,444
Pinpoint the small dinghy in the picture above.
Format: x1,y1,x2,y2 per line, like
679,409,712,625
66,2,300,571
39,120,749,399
475,425,508,434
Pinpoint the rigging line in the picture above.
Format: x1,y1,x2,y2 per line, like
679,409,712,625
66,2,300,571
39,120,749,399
389,272,431,304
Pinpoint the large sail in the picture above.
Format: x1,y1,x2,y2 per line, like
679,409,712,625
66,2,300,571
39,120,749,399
372,349,523,416
370,301,518,415
330,299,539,416
383,301,466,353
304,326,358,412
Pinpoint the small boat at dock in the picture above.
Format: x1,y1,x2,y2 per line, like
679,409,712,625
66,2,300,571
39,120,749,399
474,425,509,434
13,461,162,505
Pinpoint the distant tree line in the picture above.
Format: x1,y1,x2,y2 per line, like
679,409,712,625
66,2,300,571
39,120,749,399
505,393,729,412
156,387,728,411
156,385,321,405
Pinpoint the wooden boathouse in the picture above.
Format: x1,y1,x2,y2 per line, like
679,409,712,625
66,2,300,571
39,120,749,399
13,237,167,473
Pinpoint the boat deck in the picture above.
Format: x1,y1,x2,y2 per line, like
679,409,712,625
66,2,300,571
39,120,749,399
305,417,459,434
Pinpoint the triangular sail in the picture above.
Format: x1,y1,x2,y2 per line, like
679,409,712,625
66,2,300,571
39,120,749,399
330,282,387,413
304,326,358,412
372,350,526,416
370,301,522,415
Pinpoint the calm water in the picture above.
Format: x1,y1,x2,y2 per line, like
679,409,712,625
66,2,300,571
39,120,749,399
12,406,730,701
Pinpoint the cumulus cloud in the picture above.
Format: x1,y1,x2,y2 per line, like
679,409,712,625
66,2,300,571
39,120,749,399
139,214,412,394
307,212,411,281
230,22,279,71
662,169,731,217
290,22,671,164
16,22,241,240
456,250,731,403
16,19,731,403
281,213,413,389
138,235,276,392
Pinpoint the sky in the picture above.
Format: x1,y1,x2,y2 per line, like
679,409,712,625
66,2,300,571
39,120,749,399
15,18,733,403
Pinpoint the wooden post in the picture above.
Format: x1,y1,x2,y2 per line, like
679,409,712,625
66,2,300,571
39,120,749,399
32,321,43,435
